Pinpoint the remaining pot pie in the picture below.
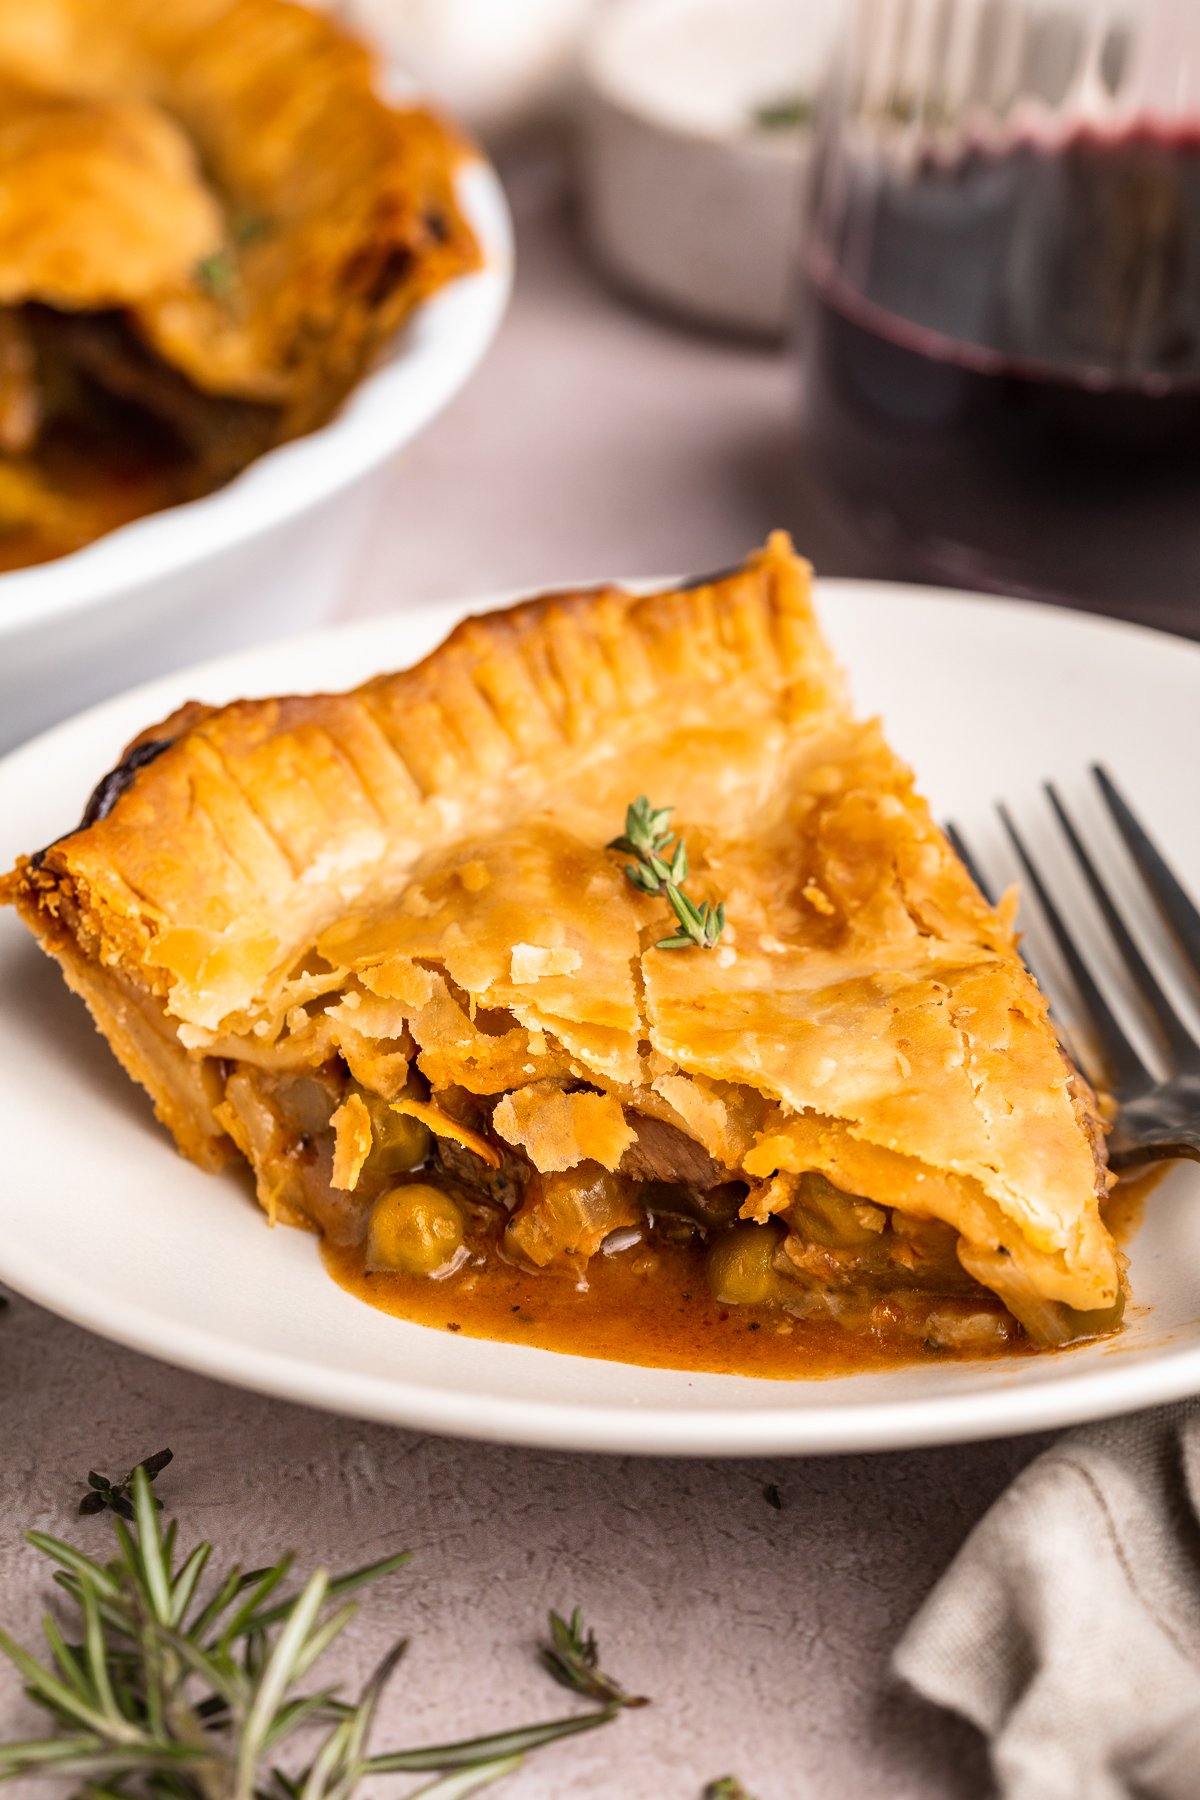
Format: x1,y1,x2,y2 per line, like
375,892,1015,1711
2,536,1124,1363
0,0,479,571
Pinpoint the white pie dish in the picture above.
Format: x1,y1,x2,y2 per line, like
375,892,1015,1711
1,576,1198,1457
0,153,512,755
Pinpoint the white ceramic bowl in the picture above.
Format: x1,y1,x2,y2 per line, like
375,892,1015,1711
0,155,512,753
581,0,841,337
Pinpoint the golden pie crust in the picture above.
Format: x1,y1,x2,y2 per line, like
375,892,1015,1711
2,536,1121,1344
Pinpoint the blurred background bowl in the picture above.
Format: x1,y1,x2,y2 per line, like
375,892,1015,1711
342,0,595,139
581,0,841,338
0,152,512,754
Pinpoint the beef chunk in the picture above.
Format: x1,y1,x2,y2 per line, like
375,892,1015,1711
434,1132,527,1212
620,1114,723,1188
31,307,278,479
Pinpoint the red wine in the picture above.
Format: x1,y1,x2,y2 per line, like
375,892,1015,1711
799,127,1200,631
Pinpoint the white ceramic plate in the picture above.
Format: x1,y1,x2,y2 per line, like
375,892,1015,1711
2,580,1199,1456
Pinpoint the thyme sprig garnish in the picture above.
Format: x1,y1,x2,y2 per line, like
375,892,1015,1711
78,1448,173,1520
704,1779,758,1800
539,1608,647,1710
0,1465,637,1796
608,797,727,952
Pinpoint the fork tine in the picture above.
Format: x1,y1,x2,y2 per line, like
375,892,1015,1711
1094,766,1200,982
1045,784,1200,1070
944,822,995,904
998,803,1151,1098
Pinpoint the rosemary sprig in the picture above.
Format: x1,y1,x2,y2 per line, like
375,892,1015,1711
0,1467,637,1796
539,1608,647,1710
608,797,726,951
79,1449,173,1520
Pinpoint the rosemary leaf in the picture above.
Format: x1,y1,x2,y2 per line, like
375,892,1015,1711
407,1756,524,1800
367,1706,614,1772
251,1552,411,1632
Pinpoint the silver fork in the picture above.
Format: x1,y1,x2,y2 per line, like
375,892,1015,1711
948,768,1200,1172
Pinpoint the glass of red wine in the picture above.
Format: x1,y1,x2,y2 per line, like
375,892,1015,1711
798,0,1200,632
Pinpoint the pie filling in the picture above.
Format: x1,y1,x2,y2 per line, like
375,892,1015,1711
212,1056,1121,1353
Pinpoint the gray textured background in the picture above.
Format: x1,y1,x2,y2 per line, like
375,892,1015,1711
0,1291,1043,1797
1,142,1056,1798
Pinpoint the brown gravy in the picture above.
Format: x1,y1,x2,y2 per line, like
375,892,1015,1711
322,1164,1169,1380
322,1237,1028,1379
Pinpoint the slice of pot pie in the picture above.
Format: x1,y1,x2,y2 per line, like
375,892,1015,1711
2,535,1122,1355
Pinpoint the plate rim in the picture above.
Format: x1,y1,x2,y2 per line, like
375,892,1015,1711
10,566,1200,764
4,575,1200,1456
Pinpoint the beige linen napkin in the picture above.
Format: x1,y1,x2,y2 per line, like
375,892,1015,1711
894,1404,1200,1800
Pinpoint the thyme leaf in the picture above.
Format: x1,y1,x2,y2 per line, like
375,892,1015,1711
657,888,725,952
609,797,726,951
231,209,271,247
539,1608,647,1710
195,248,238,299
607,795,681,895
704,1779,758,1800
78,1449,173,1521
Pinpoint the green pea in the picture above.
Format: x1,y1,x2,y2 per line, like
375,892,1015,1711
367,1183,464,1277
789,1172,885,1247
706,1221,788,1306
351,1085,432,1176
